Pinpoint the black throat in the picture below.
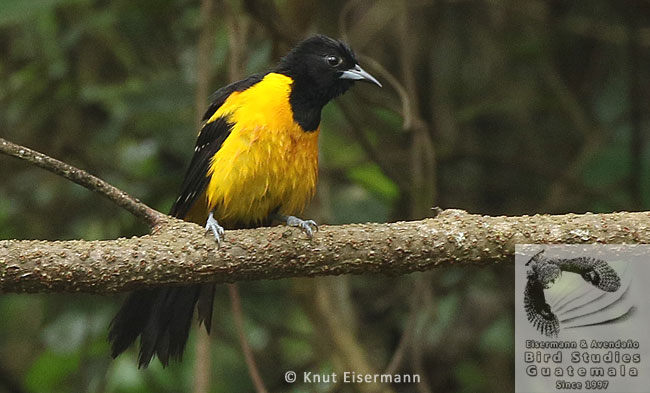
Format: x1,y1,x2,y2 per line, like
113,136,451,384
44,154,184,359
285,76,328,132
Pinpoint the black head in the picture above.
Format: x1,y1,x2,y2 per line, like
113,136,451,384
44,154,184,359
275,35,381,130
277,35,381,95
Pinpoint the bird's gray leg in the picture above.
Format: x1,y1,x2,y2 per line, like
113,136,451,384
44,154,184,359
272,214,318,239
205,211,225,246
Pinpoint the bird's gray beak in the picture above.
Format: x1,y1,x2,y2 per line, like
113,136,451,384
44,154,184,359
340,64,382,87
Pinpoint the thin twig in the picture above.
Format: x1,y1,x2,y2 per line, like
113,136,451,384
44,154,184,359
194,0,218,129
228,284,269,393
440,146,622,208
224,1,250,83
337,101,410,192
312,278,395,393
0,137,165,229
337,3,416,196
397,3,437,218
193,0,218,391
338,0,363,43
622,4,643,209
242,0,297,46
338,0,414,129
410,281,434,393
357,54,415,132
538,61,608,211
383,275,428,375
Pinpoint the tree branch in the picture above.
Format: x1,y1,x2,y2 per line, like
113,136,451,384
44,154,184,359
0,137,166,229
228,283,268,393
1,209,648,293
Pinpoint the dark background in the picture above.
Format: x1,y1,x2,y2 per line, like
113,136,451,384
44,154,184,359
1,0,649,392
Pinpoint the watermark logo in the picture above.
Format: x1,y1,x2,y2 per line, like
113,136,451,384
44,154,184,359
283,370,421,386
524,249,621,337
515,245,650,392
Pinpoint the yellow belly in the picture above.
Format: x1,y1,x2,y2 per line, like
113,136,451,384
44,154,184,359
200,73,319,227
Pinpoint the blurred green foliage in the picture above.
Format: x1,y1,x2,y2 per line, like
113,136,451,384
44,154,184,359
1,0,648,392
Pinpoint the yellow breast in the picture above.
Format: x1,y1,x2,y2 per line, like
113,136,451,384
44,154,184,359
203,73,319,226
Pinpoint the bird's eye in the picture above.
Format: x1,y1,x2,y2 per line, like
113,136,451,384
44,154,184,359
326,55,342,67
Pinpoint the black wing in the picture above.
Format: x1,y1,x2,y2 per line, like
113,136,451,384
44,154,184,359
554,257,621,292
524,272,560,337
169,73,267,219
169,116,232,218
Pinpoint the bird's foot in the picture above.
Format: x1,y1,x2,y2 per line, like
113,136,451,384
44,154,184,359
279,215,318,239
205,211,225,246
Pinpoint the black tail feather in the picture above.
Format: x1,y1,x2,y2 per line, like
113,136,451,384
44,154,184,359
109,284,215,368
108,289,156,358
198,283,216,333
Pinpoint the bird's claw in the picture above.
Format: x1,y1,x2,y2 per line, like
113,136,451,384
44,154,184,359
285,216,319,239
205,212,225,246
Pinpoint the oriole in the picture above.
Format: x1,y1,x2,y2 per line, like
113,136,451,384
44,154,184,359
108,35,381,367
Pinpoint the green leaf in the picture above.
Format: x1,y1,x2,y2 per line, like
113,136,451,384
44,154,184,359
0,0,86,27
25,350,80,393
480,315,513,354
346,163,399,201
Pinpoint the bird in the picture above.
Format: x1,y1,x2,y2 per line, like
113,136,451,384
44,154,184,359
108,35,382,368
523,250,621,337
524,253,561,337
